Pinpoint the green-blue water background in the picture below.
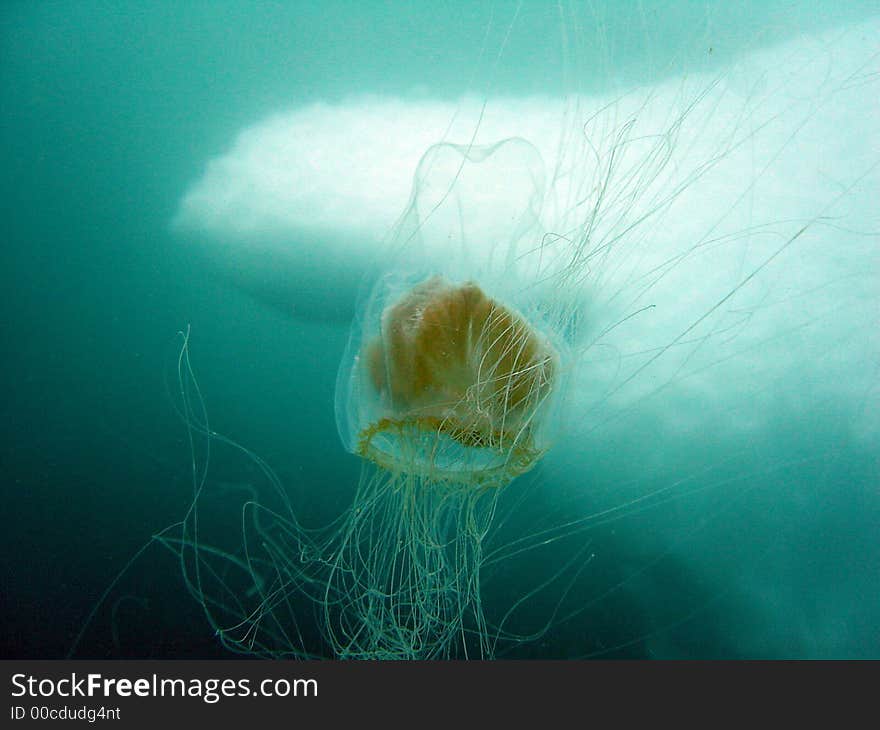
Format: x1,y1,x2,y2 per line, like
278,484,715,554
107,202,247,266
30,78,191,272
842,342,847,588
2,0,878,658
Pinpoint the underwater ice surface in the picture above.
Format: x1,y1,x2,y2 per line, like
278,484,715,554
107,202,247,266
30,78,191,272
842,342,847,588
1,1,878,658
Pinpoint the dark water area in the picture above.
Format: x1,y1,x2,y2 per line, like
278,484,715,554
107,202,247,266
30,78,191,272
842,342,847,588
2,1,879,660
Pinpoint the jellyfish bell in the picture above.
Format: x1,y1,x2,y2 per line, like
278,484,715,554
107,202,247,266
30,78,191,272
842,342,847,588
339,275,559,484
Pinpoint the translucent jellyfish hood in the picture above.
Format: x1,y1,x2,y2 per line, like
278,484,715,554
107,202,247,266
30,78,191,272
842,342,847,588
336,139,571,487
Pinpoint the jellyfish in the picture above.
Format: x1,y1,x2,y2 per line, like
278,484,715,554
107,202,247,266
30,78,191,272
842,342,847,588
170,139,585,659
74,6,878,660
326,139,574,657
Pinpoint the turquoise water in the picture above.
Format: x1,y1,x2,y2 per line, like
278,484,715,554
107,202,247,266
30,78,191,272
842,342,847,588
2,1,878,659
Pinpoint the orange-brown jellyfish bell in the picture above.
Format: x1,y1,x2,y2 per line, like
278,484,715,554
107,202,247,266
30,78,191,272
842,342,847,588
351,275,559,485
